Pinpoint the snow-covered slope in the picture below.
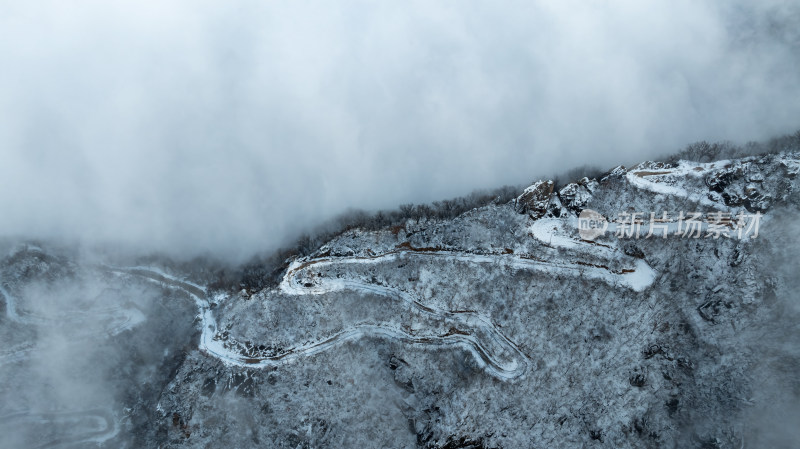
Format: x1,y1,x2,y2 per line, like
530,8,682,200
1,151,799,448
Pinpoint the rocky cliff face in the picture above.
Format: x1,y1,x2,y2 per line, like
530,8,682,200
514,180,554,218
1,151,799,448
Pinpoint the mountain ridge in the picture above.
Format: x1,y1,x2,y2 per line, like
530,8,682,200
2,146,800,448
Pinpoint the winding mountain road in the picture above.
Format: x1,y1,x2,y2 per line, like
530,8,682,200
108,247,656,381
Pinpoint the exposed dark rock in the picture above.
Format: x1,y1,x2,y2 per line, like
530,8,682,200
515,180,554,218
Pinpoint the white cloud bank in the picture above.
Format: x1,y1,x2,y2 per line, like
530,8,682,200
0,0,798,260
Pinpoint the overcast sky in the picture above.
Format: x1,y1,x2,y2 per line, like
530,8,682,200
1,0,798,260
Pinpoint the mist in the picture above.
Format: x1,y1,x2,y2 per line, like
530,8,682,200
1,0,799,261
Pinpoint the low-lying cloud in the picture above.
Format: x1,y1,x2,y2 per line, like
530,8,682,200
1,0,798,260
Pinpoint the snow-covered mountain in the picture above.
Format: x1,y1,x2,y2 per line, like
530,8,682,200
2,150,799,448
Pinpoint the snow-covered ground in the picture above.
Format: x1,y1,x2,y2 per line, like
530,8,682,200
1,150,799,448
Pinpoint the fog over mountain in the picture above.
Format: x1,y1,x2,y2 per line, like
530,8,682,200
3,3,800,448
1,0,799,259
